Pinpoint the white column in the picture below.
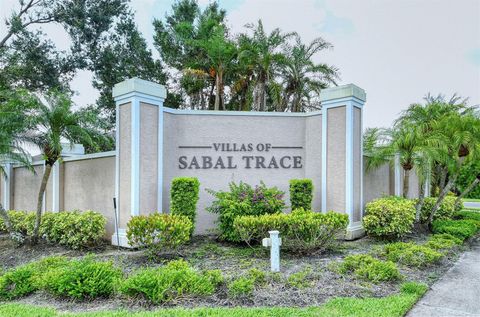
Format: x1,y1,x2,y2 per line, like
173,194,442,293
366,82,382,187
2,164,12,210
394,153,402,196
320,84,366,240
52,161,60,212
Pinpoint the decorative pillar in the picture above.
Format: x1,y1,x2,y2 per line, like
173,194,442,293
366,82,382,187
394,153,403,196
112,78,166,247
320,84,366,240
51,161,60,212
2,163,13,210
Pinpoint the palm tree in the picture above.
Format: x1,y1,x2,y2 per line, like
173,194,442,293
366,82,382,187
279,35,339,112
239,20,294,111
426,112,480,224
13,90,103,243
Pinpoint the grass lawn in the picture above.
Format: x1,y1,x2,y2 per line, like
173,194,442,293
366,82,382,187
463,198,480,202
0,283,427,317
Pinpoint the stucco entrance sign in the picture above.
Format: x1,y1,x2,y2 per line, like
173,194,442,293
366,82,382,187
178,142,303,170
111,78,366,247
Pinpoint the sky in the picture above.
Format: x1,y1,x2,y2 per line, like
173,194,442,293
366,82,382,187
1,0,479,129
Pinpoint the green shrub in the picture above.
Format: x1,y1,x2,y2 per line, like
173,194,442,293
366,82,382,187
363,196,415,239
432,219,478,240
119,259,217,304
5,210,35,236
234,209,348,252
41,256,121,299
454,211,480,224
382,242,443,267
127,213,192,252
40,210,106,249
170,177,200,236
289,179,313,211
419,196,458,223
401,281,428,295
247,268,266,285
207,182,286,242
0,256,68,300
228,277,255,298
286,267,312,288
340,254,401,283
424,234,462,252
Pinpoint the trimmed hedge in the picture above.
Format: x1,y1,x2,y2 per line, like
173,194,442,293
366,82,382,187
40,210,106,249
170,177,200,236
363,196,415,239
0,210,106,249
289,179,313,211
207,182,286,242
234,209,348,252
119,259,220,304
432,219,478,240
127,213,192,251
339,254,401,283
382,242,443,267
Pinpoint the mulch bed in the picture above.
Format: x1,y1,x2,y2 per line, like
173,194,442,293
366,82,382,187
0,233,475,313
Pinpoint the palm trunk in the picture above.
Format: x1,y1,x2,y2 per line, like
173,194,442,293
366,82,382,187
32,163,53,244
415,180,426,223
439,167,447,192
455,177,480,209
403,168,410,198
427,174,457,225
214,69,224,111
0,203,13,233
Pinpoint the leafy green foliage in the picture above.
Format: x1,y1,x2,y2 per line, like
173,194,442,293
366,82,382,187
455,160,480,199
170,177,200,236
207,181,285,242
340,254,401,283
363,196,415,239
40,210,106,249
289,179,313,211
234,209,348,252
41,256,121,299
419,196,458,222
454,210,480,223
286,267,313,288
127,213,192,252
381,242,443,267
0,256,68,300
0,210,35,236
119,259,218,304
424,234,462,252
432,219,478,240
227,276,255,298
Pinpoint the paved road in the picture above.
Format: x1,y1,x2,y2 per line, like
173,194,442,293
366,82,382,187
464,201,480,209
406,240,480,317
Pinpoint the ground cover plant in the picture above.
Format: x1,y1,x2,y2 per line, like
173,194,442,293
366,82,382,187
339,254,401,283
119,259,221,304
381,242,443,267
432,219,478,240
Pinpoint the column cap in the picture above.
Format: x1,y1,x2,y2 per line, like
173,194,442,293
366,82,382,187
112,77,166,101
320,84,366,102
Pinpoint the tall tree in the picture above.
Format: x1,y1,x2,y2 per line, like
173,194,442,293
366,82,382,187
279,36,339,112
10,91,107,243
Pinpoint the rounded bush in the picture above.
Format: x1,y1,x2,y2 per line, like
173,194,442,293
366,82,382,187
40,210,106,249
419,196,458,223
127,213,192,251
363,196,415,239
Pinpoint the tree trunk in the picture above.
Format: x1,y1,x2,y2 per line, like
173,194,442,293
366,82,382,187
415,180,426,223
214,72,220,111
427,174,457,225
0,203,13,233
32,163,53,244
439,167,447,192
455,178,480,209
403,168,410,198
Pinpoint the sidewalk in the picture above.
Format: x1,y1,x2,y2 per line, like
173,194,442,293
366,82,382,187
406,240,480,317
